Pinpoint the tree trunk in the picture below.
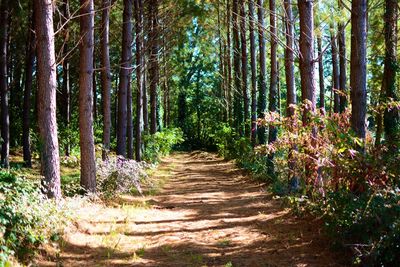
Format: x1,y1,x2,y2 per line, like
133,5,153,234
232,0,242,134
34,0,61,199
284,0,298,191
248,0,257,146
298,0,319,190
298,0,317,123
330,30,340,113
61,0,71,157
317,36,325,111
143,64,148,133
127,77,133,159
134,0,143,161
226,0,232,124
93,54,97,120
383,0,399,144
338,2,347,113
239,0,249,137
0,0,10,168
256,0,266,144
101,0,112,160
350,0,367,139
117,0,133,156
149,0,159,134
268,0,278,143
284,0,296,117
22,8,35,168
217,1,226,122
79,0,96,193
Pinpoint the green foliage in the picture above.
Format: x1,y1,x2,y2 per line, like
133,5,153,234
288,189,400,265
218,105,400,265
212,124,273,182
143,128,184,163
0,172,67,263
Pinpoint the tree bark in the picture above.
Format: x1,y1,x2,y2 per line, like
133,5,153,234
239,0,249,137
79,0,96,192
268,0,278,143
383,0,399,144
226,0,232,124
134,0,143,161
232,0,242,134
284,0,296,117
284,0,298,191
117,0,133,156
338,1,347,113
22,7,35,168
0,0,10,168
101,0,112,160
350,0,367,139
298,0,317,123
248,0,257,145
149,0,159,134
317,36,325,111
257,0,267,144
61,0,71,157
34,0,61,199
93,54,97,120
330,30,340,113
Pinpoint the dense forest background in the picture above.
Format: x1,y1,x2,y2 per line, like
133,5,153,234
0,0,399,265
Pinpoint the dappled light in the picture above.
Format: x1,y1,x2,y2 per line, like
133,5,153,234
37,153,342,267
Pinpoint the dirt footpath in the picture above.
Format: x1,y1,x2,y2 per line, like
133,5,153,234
38,152,346,267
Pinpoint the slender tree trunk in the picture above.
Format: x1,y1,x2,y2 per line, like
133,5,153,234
217,2,226,122
298,0,320,190
101,0,112,160
298,0,317,123
93,55,97,120
126,3,134,160
350,0,367,139
134,0,143,161
383,0,399,144
232,0,242,134
277,60,281,115
248,0,257,145
117,0,133,156
79,0,96,192
143,64,148,132
338,2,347,113
34,0,61,198
317,36,325,111
127,79,133,159
22,8,35,168
268,0,278,144
226,0,232,124
330,30,340,113
284,0,296,117
284,0,298,191
0,0,10,168
239,0,249,137
149,0,159,134
61,0,71,157
257,0,267,144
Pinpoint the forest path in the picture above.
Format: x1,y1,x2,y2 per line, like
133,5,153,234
39,152,344,267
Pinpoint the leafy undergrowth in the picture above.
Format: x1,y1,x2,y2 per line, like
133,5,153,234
0,128,184,266
0,172,69,266
213,106,400,266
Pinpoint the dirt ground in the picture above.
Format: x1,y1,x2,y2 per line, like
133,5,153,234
37,152,347,267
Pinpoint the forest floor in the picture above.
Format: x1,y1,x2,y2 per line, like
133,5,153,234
37,152,346,267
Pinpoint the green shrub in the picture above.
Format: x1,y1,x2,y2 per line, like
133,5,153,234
143,128,184,163
0,172,67,264
212,124,275,182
